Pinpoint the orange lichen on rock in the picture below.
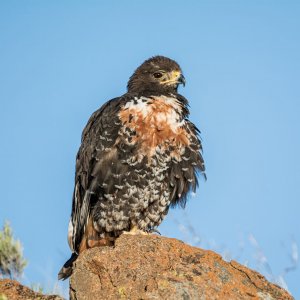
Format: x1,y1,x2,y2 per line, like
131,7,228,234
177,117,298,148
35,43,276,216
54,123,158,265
0,279,63,300
69,234,294,300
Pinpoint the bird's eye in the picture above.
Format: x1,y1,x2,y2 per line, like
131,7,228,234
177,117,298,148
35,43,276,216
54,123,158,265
153,72,163,79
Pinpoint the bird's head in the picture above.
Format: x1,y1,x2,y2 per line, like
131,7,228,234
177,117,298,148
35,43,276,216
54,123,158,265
127,56,186,94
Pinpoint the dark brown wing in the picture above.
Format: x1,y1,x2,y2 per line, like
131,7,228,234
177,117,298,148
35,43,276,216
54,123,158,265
169,120,206,208
69,97,125,253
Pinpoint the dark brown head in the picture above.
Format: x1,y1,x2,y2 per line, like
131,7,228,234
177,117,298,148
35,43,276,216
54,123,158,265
127,56,186,94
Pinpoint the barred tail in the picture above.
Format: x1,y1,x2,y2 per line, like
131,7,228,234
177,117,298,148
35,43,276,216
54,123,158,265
58,252,78,280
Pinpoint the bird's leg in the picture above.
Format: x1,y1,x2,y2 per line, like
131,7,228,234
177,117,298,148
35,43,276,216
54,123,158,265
122,225,148,235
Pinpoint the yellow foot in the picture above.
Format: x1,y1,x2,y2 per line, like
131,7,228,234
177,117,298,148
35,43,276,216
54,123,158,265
122,226,148,235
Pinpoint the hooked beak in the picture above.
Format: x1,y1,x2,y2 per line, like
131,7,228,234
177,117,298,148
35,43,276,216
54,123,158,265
162,71,186,87
178,74,186,86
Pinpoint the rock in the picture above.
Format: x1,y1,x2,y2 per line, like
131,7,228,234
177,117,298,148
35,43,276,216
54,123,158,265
0,279,63,300
69,234,294,300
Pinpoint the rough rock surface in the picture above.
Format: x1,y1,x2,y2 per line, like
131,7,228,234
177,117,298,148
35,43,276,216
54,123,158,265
0,279,63,300
70,234,293,300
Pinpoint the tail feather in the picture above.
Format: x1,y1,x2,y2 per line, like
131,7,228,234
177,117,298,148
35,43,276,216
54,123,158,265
58,253,78,280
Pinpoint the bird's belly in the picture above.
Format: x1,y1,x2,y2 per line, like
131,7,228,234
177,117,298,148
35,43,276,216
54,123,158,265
92,159,173,236
92,95,194,236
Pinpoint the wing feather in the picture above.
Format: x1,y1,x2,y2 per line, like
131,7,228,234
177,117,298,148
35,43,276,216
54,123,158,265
69,97,125,253
170,119,206,208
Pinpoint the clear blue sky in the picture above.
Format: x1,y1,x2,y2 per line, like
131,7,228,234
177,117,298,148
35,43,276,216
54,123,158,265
0,1,299,298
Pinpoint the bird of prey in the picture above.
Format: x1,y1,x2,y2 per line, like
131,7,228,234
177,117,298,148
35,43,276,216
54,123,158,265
58,56,205,280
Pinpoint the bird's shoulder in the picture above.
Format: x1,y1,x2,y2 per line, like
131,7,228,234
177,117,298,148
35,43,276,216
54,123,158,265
81,96,124,142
